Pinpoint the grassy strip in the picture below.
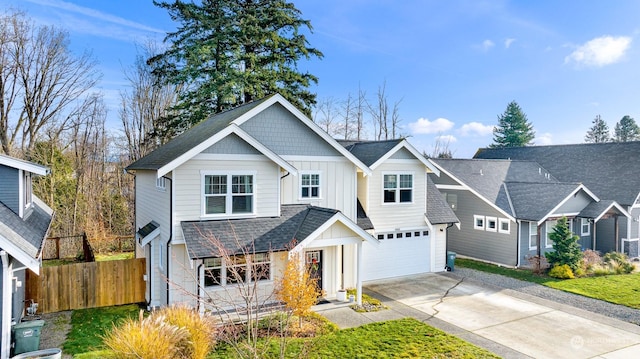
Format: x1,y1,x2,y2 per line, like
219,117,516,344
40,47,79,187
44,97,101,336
63,304,142,355
456,258,640,308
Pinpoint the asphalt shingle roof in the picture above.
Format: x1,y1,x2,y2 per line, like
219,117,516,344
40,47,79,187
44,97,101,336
578,200,623,219
0,200,52,258
432,158,559,216
356,200,374,230
338,139,403,167
504,182,583,221
426,176,459,225
126,97,271,171
474,142,640,206
181,204,342,259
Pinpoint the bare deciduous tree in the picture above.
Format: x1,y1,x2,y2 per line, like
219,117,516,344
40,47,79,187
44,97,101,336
0,10,100,157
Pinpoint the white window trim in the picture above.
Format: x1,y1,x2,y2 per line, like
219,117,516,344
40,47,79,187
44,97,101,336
201,171,257,218
498,218,510,234
545,220,556,248
529,222,538,250
382,171,414,205
299,171,322,200
486,216,497,232
473,215,485,230
203,254,271,287
581,218,590,236
156,177,166,191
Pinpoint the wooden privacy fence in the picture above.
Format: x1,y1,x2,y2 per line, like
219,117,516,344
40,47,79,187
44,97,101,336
26,258,146,313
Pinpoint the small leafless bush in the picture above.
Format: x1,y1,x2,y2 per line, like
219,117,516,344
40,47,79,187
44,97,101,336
527,255,549,274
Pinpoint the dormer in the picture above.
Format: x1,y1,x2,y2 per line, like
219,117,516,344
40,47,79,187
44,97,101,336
0,154,49,218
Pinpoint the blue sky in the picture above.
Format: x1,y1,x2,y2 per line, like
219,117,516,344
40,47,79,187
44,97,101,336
6,0,640,157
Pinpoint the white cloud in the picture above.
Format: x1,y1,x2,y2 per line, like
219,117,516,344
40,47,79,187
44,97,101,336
504,38,516,48
536,132,553,145
408,117,454,134
482,39,495,51
564,35,632,67
460,122,494,137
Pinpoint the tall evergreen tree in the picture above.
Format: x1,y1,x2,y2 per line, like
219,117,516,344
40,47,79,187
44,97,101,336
584,115,610,143
613,115,640,142
149,0,323,136
490,101,535,148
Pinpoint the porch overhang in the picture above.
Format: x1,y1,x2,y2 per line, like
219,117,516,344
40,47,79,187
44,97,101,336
578,200,631,222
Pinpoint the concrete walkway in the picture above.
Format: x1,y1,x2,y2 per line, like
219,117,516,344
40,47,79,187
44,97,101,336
313,273,640,359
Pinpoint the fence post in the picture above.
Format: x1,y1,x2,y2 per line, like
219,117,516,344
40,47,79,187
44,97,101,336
55,237,60,259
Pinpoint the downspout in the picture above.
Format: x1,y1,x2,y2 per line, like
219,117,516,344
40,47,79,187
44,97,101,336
196,263,203,314
164,176,173,306
445,222,454,270
516,220,521,267
1,251,12,359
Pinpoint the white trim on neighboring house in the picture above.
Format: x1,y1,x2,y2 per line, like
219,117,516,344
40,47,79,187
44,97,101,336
473,215,485,230
498,218,511,234
157,124,298,178
536,184,600,226
0,154,49,176
232,94,372,176
371,140,440,175
485,216,497,232
545,220,557,248
580,218,590,236
528,221,538,251
593,202,631,222
429,161,516,221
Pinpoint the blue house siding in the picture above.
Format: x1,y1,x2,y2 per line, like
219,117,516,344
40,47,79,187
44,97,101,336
0,165,19,214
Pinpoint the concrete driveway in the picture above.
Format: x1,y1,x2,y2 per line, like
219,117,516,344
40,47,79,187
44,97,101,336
363,273,640,359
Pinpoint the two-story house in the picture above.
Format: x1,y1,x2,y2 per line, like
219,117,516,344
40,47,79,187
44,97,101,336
126,94,457,312
0,154,53,358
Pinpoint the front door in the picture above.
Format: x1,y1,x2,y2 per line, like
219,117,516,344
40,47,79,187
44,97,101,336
305,250,322,292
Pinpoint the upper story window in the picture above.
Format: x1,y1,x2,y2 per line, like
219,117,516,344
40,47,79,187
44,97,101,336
300,172,320,199
23,172,32,208
156,177,166,191
383,173,413,203
203,173,254,216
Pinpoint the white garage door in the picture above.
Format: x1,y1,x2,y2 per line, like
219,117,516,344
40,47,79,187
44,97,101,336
361,234,431,281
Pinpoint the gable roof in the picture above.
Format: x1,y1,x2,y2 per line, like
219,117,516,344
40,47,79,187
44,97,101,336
425,176,459,225
474,142,640,206
181,204,376,259
338,139,439,174
578,200,630,222
504,182,595,223
127,94,371,177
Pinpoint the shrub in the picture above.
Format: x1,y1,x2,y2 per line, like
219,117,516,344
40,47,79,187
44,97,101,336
603,252,634,274
545,217,583,271
548,264,575,279
581,249,602,273
157,305,217,359
103,313,189,359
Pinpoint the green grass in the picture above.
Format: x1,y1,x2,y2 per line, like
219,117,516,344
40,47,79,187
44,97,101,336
456,258,640,308
95,252,134,261
63,304,142,355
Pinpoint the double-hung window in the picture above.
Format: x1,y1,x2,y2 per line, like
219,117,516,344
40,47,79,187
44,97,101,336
581,218,590,236
203,173,254,215
300,172,320,199
383,173,413,203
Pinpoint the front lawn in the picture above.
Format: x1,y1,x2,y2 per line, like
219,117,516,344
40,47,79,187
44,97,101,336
456,258,640,308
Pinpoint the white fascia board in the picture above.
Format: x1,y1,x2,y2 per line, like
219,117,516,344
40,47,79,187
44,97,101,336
536,184,601,226
0,154,49,176
594,202,632,222
430,161,516,221
296,212,379,249
233,94,372,176
140,228,161,247
0,235,40,274
157,123,298,178
370,140,440,175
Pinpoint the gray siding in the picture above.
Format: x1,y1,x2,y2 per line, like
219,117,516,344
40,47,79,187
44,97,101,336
202,133,261,155
553,191,592,214
440,189,517,266
0,164,19,213
0,263,3,354
389,147,414,160
630,208,640,239
240,104,341,156
595,218,616,253
433,171,462,186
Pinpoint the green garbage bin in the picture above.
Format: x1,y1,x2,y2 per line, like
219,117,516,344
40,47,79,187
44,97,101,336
12,320,45,355
446,251,456,271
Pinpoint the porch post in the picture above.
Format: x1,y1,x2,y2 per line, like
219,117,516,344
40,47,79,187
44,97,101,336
356,242,363,306
615,216,619,252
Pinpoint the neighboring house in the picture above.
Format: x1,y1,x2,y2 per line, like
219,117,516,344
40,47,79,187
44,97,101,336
0,154,53,358
428,158,629,267
126,94,457,313
475,142,640,258
339,139,458,279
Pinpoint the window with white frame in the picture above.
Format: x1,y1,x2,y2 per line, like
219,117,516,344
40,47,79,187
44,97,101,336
473,215,485,230
203,253,270,287
300,172,320,199
498,218,510,234
203,173,254,215
23,172,32,208
529,222,538,250
581,218,590,236
545,220,557,248
156,176,166,191
486,217,497,232
383,173,413,203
